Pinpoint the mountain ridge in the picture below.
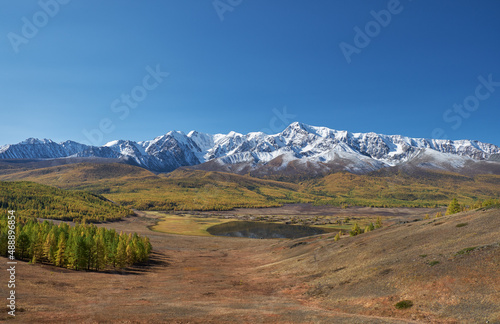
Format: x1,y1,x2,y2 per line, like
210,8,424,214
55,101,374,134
2,122,500,175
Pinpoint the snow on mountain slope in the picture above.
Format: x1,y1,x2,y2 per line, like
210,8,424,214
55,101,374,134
1,122,499,174
0,138,86,159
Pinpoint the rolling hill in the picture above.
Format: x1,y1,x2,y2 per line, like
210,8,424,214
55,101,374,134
0,162,499,211
302,168,500,208
0,163,316,210
271,205,500,322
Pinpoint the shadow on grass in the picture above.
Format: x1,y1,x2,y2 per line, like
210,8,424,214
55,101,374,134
105,251,171,275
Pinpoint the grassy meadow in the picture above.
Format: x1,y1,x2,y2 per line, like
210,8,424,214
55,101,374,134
150,212,236,236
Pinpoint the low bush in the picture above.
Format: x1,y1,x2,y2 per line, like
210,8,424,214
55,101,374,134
395,300,413,309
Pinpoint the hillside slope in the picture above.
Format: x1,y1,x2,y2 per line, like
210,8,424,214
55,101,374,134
303,169,500,207
0,181,132,222
1,162,499,210
0,163,316,210
271,207,500,323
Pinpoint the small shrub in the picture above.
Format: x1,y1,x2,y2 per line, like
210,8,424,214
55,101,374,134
456,223,468,228
349,223,362,236
395,300,413,309
428,260,440,266
419,254,428,258
456,247,477,255
364,223,375,233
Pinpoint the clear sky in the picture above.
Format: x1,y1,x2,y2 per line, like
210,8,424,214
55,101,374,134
1,0,499,146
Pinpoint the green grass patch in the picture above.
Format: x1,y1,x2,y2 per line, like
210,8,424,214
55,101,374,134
314,224,352,231
395,300,413,309
419,254,428,258
456,247,477,256
428,260,440,266
456,223,468,228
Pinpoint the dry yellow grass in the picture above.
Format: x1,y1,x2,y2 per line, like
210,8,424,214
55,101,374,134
2,207,498,323
271,207,500,323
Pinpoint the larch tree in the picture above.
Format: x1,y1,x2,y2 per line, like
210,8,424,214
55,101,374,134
445,198,461,215
55,234,67,267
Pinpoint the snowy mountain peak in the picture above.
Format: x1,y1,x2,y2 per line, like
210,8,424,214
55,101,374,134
104,140,123,147
283,121,313,134
226,131,243,137
20,138,54,145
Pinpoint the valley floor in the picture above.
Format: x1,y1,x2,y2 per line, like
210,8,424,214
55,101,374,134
1,207,499,323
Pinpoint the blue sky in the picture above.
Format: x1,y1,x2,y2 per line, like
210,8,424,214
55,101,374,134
1,0,499,146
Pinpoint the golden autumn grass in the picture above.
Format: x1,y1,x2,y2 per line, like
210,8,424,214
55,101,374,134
150,212,236,236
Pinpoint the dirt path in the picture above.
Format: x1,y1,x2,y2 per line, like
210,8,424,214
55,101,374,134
3,212,415,323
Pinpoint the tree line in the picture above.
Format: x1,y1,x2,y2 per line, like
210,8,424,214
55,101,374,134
445,197,499,216
0,215,151,271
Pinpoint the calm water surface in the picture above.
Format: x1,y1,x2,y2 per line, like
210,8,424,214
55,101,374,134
207,221,329,239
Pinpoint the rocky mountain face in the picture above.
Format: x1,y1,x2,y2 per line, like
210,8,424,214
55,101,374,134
1,122,499,175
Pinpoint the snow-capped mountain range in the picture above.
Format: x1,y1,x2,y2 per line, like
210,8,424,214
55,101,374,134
1,122,500,175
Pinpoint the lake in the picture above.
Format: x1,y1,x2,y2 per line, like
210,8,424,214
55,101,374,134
207,221,329,239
